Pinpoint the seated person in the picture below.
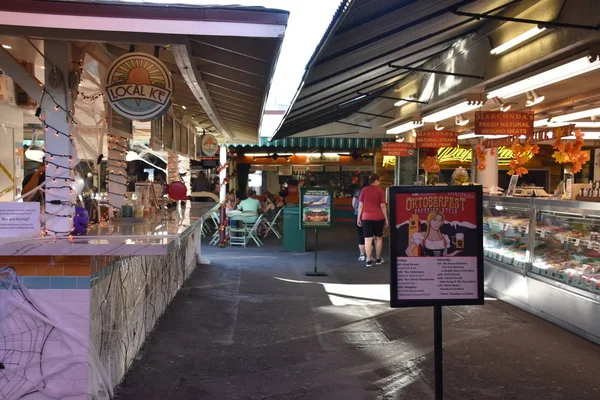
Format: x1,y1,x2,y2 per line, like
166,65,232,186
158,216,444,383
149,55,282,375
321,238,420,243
262,192,278,221
225,192,239,212
236,189,261,223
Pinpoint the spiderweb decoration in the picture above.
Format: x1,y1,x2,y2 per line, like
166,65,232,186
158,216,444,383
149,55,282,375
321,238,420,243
0,267,111,400
0,267,54,399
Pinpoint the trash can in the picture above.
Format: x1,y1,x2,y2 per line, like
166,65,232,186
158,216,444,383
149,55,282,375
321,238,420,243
283,205,306,252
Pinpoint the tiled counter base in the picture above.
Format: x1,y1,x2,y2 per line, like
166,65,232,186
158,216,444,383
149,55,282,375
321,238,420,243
0,219,202,399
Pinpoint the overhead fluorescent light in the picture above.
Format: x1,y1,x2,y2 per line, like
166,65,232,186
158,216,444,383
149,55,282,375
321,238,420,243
457,132,482,140
487,56,600,99
534,119,549,127
490,27,547,55
552,107,600,122
422,101,484,123
2,44,11,49
386,121,424,134
394,96,415,107
549,121,600,128
562,132,600,140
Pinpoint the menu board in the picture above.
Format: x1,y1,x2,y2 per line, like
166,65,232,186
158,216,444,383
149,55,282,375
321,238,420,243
389,186,484,307
300,186,333,229
163,113,174,151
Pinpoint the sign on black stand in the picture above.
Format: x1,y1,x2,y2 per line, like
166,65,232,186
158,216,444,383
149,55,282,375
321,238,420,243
300,186,333,276
389,186,484,400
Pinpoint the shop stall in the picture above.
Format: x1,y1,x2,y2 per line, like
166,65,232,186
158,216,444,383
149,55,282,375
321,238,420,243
0,1,288,399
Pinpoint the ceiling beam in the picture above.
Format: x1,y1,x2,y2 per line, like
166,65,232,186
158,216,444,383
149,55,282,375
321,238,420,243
172,42,233,139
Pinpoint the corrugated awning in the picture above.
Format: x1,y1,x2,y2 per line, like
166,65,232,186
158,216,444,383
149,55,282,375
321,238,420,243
272,0,517,140
232,136,393,149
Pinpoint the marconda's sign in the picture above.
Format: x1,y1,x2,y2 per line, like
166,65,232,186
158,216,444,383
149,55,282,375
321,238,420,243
105,52,173,121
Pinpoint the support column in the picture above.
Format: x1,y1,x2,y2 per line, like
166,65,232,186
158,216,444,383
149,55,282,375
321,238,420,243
475,147,499,188
43,40,75,236
219,145,227,202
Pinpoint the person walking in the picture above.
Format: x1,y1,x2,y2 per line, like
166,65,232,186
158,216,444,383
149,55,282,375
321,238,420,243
352,183,368,261
357,173,389,267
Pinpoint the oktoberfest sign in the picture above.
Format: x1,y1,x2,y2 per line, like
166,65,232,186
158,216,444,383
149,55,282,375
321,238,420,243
382,142,415,157
105,52,173,121
416,130,458,148
474,111,534,136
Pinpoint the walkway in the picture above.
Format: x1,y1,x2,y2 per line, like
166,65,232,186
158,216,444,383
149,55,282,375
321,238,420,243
115,226,600,400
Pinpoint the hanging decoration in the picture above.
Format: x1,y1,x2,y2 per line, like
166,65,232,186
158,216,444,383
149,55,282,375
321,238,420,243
552,129,590,174
475,145,495,171
507,140,539,177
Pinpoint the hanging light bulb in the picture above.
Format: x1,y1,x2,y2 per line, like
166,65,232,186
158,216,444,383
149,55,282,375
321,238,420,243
434,123,444,131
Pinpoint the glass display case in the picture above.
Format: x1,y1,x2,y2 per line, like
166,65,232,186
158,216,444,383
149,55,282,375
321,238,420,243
483,196,600,296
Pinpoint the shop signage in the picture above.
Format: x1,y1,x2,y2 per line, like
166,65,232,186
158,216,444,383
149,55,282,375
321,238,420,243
0,202,40,238
278,165,292,175
300,186,333,229
416,130,458,148
105,52,173,121
382,142,416,157
389,185,484,307
308,154,339,162
201,134,219,157
436,146,516,166
474,111,534,136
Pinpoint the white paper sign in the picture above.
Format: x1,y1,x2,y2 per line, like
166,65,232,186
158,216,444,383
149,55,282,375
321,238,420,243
0,202,40,238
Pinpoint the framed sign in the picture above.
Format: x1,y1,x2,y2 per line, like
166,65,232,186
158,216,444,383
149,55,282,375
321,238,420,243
163,113,174,151
389,185,484,308
300,186,333,229
201,133,219,157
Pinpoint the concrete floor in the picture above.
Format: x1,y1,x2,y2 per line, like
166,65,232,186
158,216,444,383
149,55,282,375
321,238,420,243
115,226,600,400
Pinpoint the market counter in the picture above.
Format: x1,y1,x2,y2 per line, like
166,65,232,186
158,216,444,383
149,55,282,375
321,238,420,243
0,202,215,400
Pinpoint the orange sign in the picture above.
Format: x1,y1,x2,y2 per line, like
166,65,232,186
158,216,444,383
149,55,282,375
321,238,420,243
416,130,457,148
474,111,534,136
382,142,415,157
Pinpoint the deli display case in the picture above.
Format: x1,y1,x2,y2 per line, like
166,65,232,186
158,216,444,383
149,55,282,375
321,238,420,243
483,196,600,344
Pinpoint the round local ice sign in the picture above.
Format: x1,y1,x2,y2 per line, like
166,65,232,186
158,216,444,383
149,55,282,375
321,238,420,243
201,134,219,157
105,52,173,121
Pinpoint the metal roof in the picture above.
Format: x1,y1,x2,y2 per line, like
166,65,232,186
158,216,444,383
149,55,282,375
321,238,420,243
272,0,518,140
0,0,288,143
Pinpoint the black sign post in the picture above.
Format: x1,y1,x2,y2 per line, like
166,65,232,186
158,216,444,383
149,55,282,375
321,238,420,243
389,185,484,399
300,186,333,277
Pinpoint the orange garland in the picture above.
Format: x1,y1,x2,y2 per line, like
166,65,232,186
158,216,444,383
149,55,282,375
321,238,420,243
508,140,539,177
551,129,590,174
475,145,495,171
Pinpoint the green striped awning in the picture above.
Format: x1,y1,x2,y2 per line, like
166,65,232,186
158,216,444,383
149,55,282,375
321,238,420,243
234,137,392,149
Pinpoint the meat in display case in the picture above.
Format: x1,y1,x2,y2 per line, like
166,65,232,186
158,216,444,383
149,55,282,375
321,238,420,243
483,203,531,269
483,196,600,295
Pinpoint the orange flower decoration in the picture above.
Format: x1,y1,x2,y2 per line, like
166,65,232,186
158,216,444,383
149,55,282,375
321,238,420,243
475,144,487,171
551,129,590,173
507,140,539,177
